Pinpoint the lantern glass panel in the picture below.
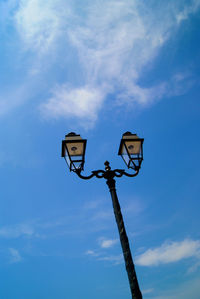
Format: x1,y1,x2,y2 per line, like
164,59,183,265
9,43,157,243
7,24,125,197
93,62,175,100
71,159,83,171
121,144,130,167
64,149,71,169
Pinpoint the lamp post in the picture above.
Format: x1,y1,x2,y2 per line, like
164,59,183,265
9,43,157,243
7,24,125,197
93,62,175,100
61,132,144,299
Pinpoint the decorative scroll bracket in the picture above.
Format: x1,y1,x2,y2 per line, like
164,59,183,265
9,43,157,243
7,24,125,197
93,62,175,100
74,161,139,181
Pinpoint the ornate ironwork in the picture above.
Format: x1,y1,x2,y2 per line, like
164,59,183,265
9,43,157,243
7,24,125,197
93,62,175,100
73,161,142,299
74,160,139,181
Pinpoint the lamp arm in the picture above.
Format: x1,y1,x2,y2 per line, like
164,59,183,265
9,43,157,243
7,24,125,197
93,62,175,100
74,166,139,181
74,169,105,180
114,169,139,178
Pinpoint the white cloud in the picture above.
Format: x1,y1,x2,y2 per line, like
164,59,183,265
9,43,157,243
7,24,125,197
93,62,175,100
9,248,22,263
187,260,200,274
85,250,95,255
40,0,200,123
85,238,120,264
40,84,105,126
176,1,200,24
123,198,145,215
150,278,200,299
0,224,35,238
142,288,154,295
1,0,199,124
85,247,123,265
14,0,71,53
98,254,123,265
135,239,200,266
85,250,99,257
99,238,118,249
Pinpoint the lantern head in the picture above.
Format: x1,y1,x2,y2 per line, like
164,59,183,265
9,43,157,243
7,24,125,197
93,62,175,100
118,131,144,171
62,132,87,172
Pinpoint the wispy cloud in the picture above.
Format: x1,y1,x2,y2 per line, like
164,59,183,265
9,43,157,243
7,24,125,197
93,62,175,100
85,236,121,265
0,0,198,124
142,288,154,295
9,248,22,263
99,238,118,249
40,0,200,123
40,84,105,127
98,254,123,265
85,247,123,265
135,239,200,266
123,197,145,216
14,0,72,53
85,250,100,257
176,1,200,24
0,200,115,241
87,237,200,268
0,223,35,238
150,277,200,299
187,260,200,274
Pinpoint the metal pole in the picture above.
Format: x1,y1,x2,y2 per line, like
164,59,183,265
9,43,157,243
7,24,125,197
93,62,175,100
106,177,142,299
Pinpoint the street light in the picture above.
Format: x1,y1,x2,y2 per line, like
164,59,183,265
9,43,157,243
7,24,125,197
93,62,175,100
61,131,144,299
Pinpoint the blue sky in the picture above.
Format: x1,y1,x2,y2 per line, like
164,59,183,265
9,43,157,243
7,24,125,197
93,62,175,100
0,0,200,298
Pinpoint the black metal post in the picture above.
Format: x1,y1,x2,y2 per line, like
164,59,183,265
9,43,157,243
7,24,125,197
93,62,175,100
106,177,142,299
72,160,143,298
